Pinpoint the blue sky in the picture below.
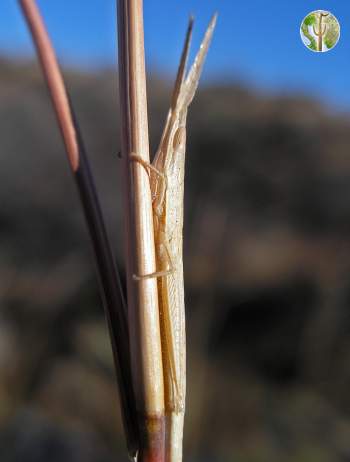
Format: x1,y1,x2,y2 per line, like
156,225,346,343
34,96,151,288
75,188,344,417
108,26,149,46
1,0,350,110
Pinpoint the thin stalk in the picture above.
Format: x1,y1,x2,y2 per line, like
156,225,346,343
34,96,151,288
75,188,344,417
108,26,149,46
116,1,165,461
19,0,139,457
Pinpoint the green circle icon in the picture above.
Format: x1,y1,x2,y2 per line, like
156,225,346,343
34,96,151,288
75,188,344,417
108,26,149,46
300,10,340,52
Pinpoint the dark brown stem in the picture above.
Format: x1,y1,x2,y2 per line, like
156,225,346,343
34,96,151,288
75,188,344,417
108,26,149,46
18,0,139,456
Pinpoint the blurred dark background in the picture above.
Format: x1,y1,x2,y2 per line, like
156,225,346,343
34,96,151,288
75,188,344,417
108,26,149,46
2,1,350,461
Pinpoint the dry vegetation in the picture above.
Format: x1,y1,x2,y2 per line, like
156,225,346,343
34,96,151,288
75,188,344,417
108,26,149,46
1,58,350,461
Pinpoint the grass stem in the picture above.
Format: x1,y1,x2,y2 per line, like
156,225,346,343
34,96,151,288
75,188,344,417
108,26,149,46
116,0,166,461
19,0,139,457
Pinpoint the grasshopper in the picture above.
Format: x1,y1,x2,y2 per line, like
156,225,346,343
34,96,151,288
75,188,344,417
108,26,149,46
132,14,217,461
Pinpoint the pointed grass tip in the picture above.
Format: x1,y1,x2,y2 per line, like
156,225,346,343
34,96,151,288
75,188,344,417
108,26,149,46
209,12,218,31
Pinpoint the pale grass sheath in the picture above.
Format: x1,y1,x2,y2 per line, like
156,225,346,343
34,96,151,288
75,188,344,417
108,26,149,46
133,14,217,462
117,0,166,460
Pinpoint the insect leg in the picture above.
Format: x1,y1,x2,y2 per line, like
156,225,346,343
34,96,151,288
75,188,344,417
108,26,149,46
130,153,173,280
133,234,175,281
154,235,182,410
130,153,168,215
130,153,166,182
133,268,173,281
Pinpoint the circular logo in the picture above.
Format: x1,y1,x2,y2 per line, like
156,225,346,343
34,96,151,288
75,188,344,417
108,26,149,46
300,10,340,52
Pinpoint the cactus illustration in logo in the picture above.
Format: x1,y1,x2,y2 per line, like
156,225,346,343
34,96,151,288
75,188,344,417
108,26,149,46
300,10,340,52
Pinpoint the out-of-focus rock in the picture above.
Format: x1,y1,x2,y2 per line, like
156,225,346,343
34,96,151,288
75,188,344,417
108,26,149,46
35,360,123,449
0,408,115,462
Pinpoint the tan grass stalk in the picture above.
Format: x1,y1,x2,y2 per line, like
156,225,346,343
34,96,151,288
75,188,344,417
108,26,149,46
116,1,165,461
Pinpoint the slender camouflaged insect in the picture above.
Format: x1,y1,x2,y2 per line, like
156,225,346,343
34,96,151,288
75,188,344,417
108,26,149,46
132,14,217,462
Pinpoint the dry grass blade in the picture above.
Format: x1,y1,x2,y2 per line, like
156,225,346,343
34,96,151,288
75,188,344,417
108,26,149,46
18,0,139,457
116,0,165,461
